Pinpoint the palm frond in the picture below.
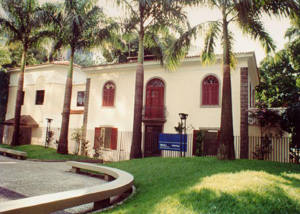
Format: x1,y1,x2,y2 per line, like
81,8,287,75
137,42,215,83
254,0,299,18
237,15,276,53
115,0,138,17
164,21,212,71
201,21,221,66
228,30,237,69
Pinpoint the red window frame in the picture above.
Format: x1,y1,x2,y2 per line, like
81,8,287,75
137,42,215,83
202,76,219,106
94,127,118,150
102,81,115,107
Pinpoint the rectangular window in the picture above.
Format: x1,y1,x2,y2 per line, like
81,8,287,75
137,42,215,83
94,127,117,150
77,91,85,107
21,91,25,105
35,90,45,105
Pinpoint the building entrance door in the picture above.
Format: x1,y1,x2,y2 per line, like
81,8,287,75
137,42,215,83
144,125,162,157
145,79,164,118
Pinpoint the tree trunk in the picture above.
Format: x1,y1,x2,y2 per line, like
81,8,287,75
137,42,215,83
11,49,26,146
130,28,144,159
217,12,235,160
81,78,91,156
57,52,74,154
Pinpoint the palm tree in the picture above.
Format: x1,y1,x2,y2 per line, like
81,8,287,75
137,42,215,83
0,0,50,146
116,0,190,159
168,0,299,160
44,0,118,154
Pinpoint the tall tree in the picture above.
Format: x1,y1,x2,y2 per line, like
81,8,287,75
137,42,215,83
256,49,299,107
167,0,299,160
0,0,49,146
45,0,118,154
116,0,189,159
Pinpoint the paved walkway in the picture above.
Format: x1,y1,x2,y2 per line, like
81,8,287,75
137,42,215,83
0,156,107,213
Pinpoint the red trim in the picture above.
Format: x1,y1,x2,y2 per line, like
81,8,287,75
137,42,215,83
202,76,219,105
102,82,115,107
110,128,118,150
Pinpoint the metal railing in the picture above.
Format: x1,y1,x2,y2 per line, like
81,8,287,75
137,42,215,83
142,105,166,119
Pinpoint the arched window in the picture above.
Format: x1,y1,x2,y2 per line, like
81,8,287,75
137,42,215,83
145,78,165,118
202,76,219,105
102,81,115,107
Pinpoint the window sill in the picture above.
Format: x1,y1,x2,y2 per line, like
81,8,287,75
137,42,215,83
200,105,220,108
101,106,115,109
100,148,117,151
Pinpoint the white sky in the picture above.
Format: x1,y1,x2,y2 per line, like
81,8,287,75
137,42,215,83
40,0,291,64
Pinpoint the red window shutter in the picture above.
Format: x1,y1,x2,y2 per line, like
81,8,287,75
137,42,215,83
103,85,115,107
103,90,109,106
211,85,219,105
109,88,115,106
202,76,219,105
202,85,209,105
94,128,101,149
110,128,118,150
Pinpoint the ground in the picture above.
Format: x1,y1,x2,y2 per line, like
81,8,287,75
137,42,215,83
0,150,299,214
103,157,300,214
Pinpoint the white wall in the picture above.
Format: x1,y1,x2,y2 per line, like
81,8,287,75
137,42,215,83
5,53,259,158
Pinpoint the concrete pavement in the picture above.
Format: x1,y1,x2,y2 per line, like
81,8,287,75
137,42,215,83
0,156,107,213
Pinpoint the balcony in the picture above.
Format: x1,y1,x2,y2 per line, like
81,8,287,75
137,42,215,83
142,106,167,122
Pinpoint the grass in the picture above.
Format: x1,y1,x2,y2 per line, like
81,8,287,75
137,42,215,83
101,157,300,214
0,144,91,161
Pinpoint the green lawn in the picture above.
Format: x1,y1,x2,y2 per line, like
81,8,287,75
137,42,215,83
102,157,300,214
0,144,90,161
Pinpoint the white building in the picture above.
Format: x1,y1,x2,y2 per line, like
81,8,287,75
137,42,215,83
3,52,261,161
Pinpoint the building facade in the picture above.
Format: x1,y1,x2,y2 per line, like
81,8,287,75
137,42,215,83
3,52,260,161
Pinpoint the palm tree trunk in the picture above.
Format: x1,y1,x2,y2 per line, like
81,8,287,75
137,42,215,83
57,52,74,154
130,31,144,159
11,48,26,146
218,11,235,160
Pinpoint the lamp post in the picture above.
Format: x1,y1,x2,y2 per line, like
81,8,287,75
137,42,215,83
179,113,188,157
45,118,53,148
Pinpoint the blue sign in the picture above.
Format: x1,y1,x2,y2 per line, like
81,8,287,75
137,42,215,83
158,134,187,152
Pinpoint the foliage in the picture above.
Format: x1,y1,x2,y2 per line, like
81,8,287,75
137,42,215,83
6,42,48,67
256,49,300,107
104,157,300,214
253,135,273,161
73,51,105,67
71,127,82,155
0,0,50,51
45,130,54,148
174,122,184,133
0,46,11,66
0,144,91,160
194,130,205,156
281,102,300,148
71,126,90,156
44,0,118,61
248,102,283,136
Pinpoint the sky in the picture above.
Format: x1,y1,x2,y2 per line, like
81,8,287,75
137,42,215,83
30,1,294,64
